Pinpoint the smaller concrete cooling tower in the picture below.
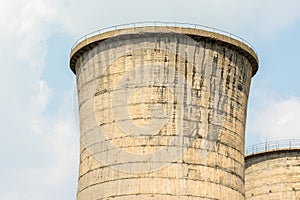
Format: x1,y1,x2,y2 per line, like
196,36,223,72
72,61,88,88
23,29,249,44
245,139,300,200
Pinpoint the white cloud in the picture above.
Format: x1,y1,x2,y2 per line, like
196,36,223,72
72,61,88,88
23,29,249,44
249,97,300,141
1,87,78,200
37,80,52,111
50,0,300,41
0,0,78,199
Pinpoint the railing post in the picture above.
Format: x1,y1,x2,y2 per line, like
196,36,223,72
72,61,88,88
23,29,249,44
265,142,267,151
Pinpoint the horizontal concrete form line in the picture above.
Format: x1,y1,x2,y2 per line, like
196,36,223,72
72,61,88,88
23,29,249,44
78,154,244,180
77,176,244,196
80,123,245,151
246,189,299,199
247,181,300,191
96,193,219,200
80,132,244,157
96,194,219,200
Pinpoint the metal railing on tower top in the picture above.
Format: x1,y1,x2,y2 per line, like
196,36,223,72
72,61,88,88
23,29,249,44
71,21,257,54
245,139,300,156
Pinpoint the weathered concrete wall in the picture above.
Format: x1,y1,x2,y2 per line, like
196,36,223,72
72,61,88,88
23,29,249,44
71,27,258,200
245,149,300,199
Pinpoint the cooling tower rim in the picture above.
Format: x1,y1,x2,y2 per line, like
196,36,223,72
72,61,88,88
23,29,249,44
69,22,259,76
245,139,300,156
245,148,300,168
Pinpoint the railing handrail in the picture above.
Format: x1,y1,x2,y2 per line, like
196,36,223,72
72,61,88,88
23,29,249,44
245,139,300,156
71,21,257,55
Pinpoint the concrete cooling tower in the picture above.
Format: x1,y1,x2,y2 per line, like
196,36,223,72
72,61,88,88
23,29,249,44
245,140,300,199
70,22,258,200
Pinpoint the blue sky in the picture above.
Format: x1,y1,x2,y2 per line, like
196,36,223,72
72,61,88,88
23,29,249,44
1,0,300,199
